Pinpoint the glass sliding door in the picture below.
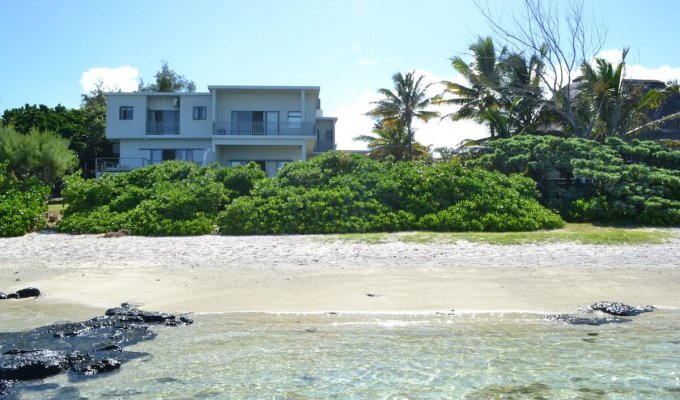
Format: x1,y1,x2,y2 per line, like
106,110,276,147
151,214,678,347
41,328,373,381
232,111,279,135
266,112,279,134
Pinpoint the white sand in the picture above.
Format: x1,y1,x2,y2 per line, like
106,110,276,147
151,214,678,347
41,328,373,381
1,231,679,315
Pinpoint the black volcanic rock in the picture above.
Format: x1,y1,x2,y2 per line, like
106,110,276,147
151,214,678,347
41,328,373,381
0,350,70,381
15,288,40,299
0,303,192,397
587,301,655,316
0,287,41,301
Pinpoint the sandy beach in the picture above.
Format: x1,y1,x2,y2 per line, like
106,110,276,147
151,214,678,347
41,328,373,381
1,231,679,316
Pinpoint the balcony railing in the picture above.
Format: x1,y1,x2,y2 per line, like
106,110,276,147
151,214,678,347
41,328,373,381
95,157,150,177
213,121,315,136
146,122,180,135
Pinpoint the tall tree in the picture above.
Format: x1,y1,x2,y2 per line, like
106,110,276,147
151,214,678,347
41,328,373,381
476,0,606,137
1,97,110,176
354,123,431,161
437,37,507,138
366,71,440,160
577,49,665,141
0,125,77,186
437,37,546,138
138,61,196,93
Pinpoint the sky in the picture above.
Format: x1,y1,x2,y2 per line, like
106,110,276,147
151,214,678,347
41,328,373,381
2,0,680,151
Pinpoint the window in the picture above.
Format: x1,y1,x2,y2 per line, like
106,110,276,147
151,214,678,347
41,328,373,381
287,111,302,127
193,106,207,120
325,129,334,143
149,149,195,164
231,111,279,134
119,106,133,120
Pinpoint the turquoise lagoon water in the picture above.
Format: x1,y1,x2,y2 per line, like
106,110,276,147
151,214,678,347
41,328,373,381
3,311,680,399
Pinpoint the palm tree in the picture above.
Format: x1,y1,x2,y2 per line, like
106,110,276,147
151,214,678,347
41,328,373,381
436,37,508,138
354,123,430,161
366,71,440,160
437,36,549,139
578,48,664,141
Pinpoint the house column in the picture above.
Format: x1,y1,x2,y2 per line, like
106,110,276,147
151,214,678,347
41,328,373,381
211,89,217,123
300,90,306,121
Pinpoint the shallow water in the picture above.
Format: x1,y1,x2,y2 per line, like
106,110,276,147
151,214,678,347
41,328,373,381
2,309,679,399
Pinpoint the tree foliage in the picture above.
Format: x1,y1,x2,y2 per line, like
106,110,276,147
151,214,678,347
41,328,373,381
0,125,78,186
138,61,196,93
437,36,545,139
366,71,440,160
354,123,431,161
1,87,112,176
468,135,680,225
0,161,49,237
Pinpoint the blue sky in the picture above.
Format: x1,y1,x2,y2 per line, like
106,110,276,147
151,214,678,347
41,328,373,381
2,0,680,150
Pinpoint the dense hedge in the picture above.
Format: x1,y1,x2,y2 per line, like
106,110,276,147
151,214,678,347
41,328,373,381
468,135,680,225
217,152,564,234
59,161,265,235
0,161,49,237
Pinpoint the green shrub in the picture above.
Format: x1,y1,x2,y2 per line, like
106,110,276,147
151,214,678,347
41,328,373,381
470,135,680,226
59,161,264,235
0,161,49,237
217,152,563,234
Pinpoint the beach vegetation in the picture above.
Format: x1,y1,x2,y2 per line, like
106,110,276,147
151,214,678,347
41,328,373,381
353,123,431,161
327,223,675,246
0,125,78,187
467,135,680,226
217,151,564,234
58,161,264,235
365,71,440,160
0,161,50,237
1,91,112,178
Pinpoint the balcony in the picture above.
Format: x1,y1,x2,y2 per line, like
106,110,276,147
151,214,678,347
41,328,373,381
213,121,315,136
95,157,150,177
146,122,180,135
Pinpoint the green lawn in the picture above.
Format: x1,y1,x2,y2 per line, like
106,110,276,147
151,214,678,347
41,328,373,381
326,224,677,245
46,198,68,226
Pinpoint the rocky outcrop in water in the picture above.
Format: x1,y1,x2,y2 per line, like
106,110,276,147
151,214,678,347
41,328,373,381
0,303,192,398
0,288,40,300
586,301,655,316
547,301,654,326
545,314,632,326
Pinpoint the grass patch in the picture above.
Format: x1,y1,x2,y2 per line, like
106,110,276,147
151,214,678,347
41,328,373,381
326,224,676,245
46,198,68,227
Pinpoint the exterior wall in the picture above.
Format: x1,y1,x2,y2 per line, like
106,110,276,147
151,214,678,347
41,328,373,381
314,119,336,152
106,96,147,139
214,91,317,123
179,96,212,138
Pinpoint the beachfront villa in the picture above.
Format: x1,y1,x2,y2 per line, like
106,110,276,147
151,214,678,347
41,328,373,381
99,85,337,177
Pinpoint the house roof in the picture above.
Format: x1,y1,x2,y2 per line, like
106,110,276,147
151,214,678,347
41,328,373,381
207,85,320,92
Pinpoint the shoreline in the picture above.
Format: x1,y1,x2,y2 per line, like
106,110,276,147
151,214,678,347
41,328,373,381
1,231,679,316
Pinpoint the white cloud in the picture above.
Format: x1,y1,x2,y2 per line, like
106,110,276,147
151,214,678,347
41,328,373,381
331,69,489,152
358,58,378,67
595,49,680,82
80,66,139,93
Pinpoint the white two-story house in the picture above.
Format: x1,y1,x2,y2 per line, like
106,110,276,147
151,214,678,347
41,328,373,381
100,85,337,177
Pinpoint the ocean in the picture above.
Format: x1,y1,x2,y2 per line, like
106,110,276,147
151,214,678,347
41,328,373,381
2,308,679,399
